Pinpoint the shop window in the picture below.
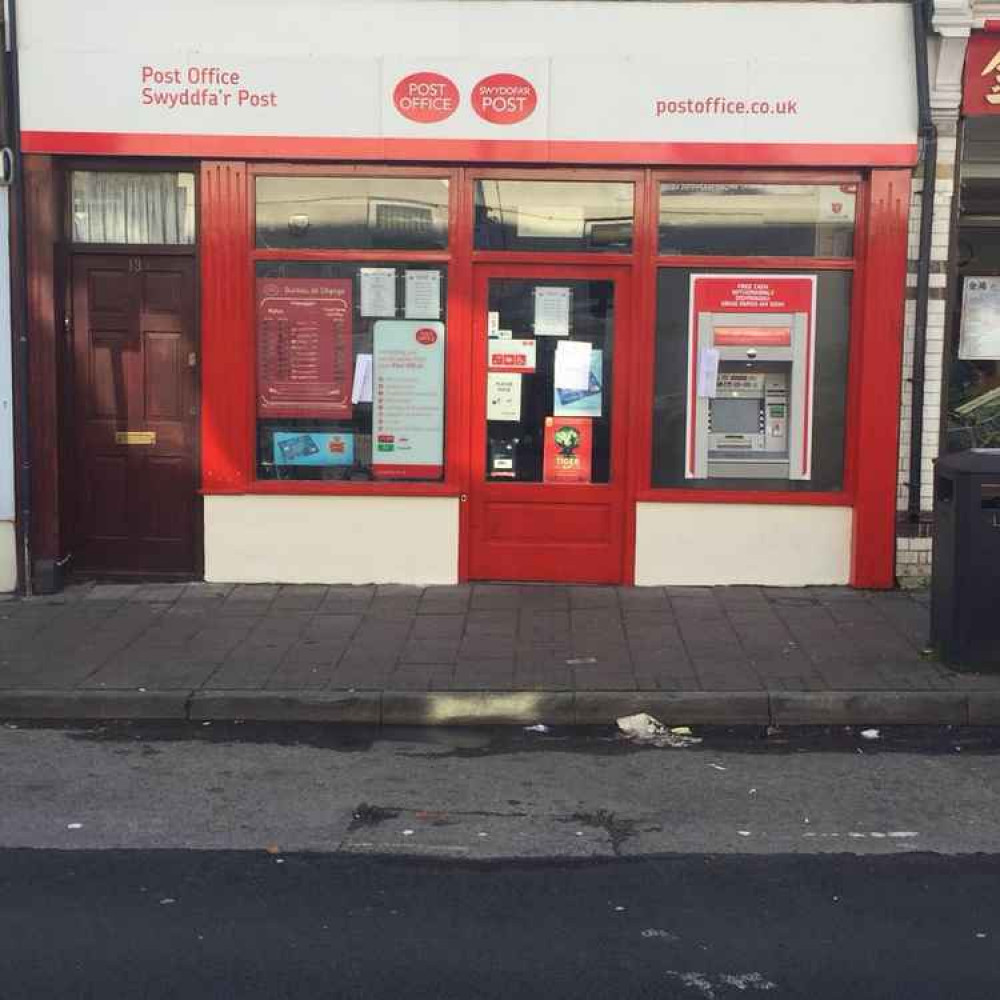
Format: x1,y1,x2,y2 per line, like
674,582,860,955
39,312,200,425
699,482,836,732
650,268,851,493
255,261,447,483
70,171,195,244
255,176,449,250
474,180,634,252
658,183,856,257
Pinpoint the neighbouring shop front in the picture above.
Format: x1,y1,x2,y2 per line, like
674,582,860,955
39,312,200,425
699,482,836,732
947,33,1000,464
19,0,917,589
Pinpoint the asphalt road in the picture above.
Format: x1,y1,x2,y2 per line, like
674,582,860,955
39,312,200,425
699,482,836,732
2,722,999,998
1,850,997,999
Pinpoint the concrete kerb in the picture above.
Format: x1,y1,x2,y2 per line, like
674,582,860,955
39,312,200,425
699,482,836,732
0,690,189,720
0,688,995,726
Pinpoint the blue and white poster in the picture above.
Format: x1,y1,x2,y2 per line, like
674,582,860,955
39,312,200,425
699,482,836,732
553,348,602,417
273,431,355,467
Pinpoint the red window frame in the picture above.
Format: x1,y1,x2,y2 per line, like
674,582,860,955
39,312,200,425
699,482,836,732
633,168,865,508
200,162,909,586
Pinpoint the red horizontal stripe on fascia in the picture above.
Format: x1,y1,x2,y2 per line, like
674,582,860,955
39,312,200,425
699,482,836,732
20,130,919,167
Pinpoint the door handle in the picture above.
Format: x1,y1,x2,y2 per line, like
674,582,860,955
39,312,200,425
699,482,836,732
460,494,468,502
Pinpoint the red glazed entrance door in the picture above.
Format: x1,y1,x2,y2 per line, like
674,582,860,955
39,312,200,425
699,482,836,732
467,265,632,583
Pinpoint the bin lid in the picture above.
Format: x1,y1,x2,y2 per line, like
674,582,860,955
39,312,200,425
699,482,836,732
935,448,1000,474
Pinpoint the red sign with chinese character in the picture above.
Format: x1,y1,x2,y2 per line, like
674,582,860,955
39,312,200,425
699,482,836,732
543,416,592,484
257,278,353,418
963,32,1000,116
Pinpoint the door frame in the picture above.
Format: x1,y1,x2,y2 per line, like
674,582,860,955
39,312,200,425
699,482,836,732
464,260,637,584
65,246,203,580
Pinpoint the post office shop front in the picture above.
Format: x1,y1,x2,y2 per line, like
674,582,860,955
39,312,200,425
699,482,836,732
19,0,917,590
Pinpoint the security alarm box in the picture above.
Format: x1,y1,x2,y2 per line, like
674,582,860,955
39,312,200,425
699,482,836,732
687,310,813,480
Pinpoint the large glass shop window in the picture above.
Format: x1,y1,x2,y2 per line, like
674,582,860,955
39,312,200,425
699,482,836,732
256,176,449,250
475,180,634,252
651,269,852,493
255,262,447,482
485,279,614,483
659,183,856,258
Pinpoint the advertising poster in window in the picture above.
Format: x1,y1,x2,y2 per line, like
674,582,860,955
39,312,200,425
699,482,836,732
272,431,355,468
372,320,445,479
257,278,353,418
543,416,592,483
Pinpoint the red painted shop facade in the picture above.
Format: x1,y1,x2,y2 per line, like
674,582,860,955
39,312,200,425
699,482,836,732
18,0,917,588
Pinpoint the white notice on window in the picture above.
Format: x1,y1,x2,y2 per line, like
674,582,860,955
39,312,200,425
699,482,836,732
554,340,592,391
960,276,1000,360
697,348,720,398
488,311,501,338
534,286,571,336
405,269,441,319
351,353,373,404
487,373,522,422
360,267,396,317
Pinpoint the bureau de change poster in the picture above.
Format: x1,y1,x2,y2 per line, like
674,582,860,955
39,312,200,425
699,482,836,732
256,278,354,419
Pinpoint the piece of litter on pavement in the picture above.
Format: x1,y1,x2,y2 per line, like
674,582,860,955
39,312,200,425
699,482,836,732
202,722,211,727
478,832,488,838
709,764,727,771
402,829,414,837
861,728,880,740
524,724,550,733
566,656,598,665
159,898,176,905
138,687,146,692
275,859,285,864
616,713,702,748
66,823,82,830
737,830,751,837
976,933,987,939
749,788,757,796
576,831,584,837
614,906,626,912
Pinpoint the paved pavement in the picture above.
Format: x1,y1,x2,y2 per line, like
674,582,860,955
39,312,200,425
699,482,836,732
1,582,998,725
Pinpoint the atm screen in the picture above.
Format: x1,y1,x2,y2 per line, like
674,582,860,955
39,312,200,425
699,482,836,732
710,398,760,434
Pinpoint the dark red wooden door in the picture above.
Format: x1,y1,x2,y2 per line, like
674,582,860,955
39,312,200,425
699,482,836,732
467,264,633,583
71,254,199,576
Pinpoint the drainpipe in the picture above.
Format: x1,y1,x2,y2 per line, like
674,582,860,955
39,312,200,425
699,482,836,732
908,0,936,523
5,0,31,593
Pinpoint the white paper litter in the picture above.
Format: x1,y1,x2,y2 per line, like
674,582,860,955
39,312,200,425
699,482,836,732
616,713,702,748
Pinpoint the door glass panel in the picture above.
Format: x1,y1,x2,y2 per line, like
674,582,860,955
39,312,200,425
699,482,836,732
485,278,614,484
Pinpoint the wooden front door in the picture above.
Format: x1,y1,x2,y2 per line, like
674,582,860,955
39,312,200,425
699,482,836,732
467,265,632,583
70,254,199,576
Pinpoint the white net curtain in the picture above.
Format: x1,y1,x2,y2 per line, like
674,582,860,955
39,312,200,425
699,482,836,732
71,171,195,245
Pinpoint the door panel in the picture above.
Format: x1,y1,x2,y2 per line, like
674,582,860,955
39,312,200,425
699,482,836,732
468,266,631,584
71,254,198,576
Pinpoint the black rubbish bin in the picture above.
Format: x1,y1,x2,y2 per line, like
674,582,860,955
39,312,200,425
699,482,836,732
931,449,1000,671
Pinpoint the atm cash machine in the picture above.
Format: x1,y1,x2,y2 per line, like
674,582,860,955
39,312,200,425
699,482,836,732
686,311,813,481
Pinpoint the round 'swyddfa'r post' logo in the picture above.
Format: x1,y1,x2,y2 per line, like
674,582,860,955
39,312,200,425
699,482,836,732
471,73,537,125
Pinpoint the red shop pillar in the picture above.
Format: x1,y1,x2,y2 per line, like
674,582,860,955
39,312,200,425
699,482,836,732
851,168,911,588
200,162,252,494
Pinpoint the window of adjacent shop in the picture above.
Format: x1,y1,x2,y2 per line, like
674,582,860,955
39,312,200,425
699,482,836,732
649,178,859,495
252,171,451,485
947,119,1000,453
70,170,196,244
